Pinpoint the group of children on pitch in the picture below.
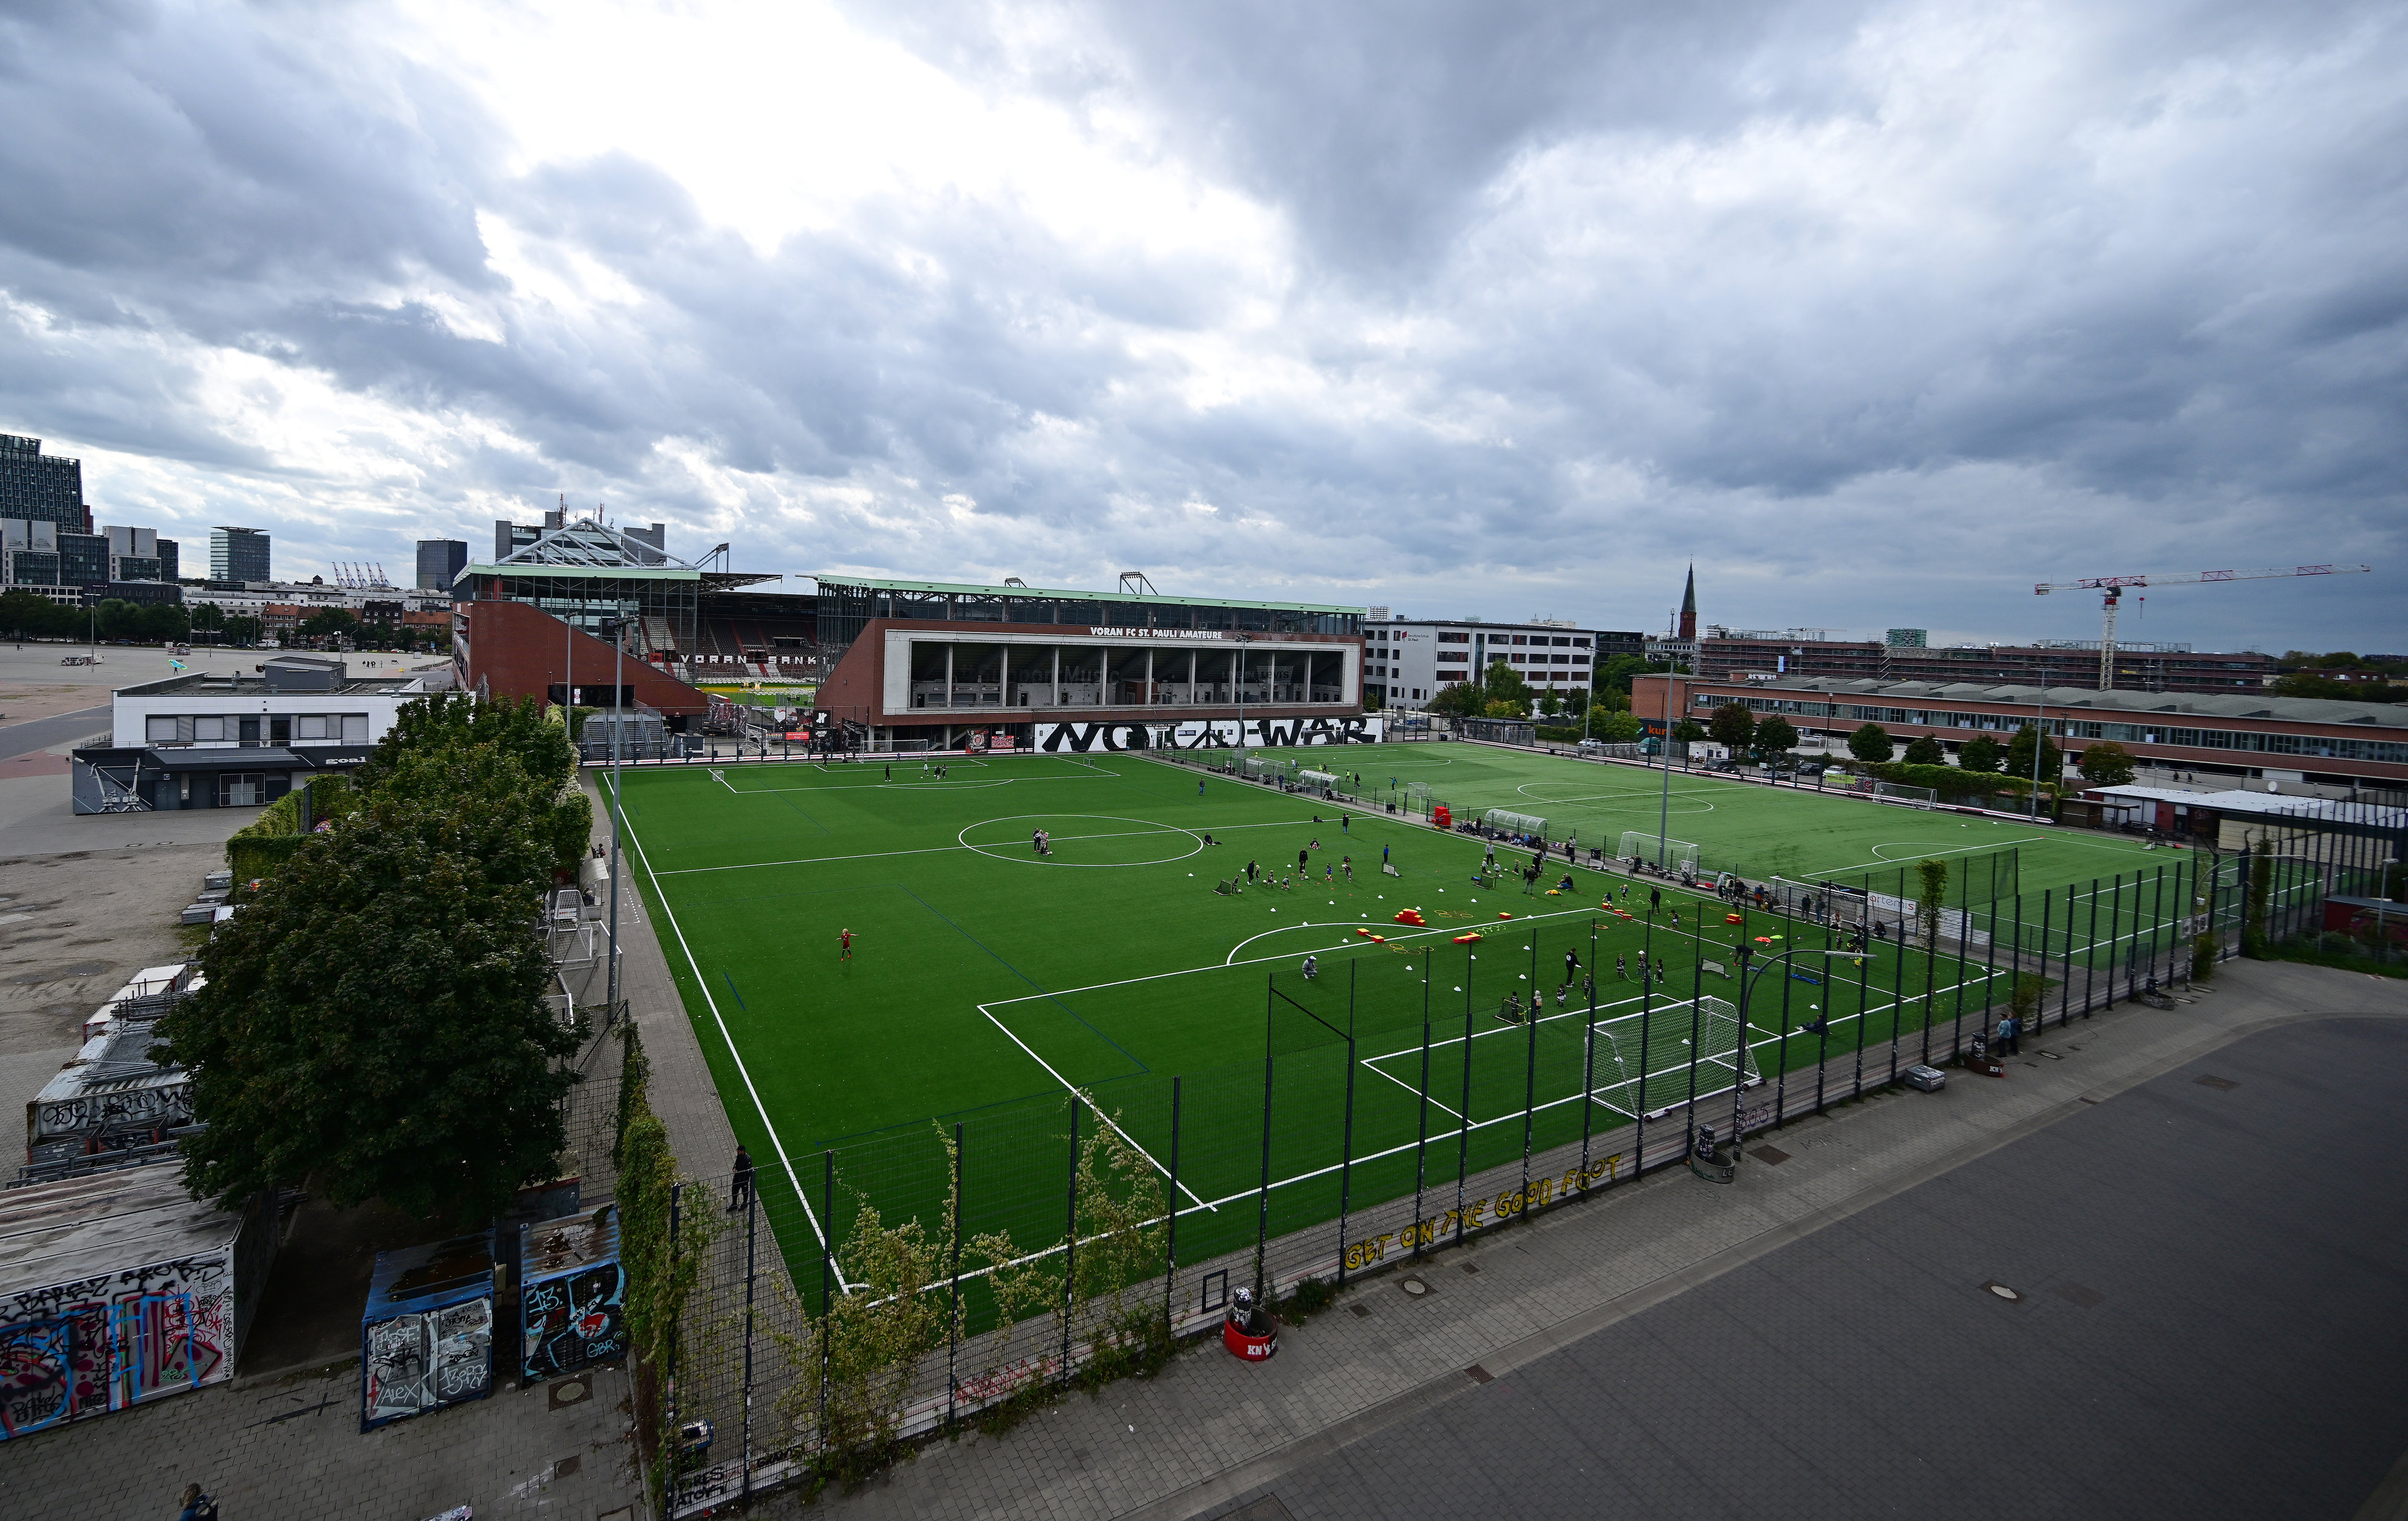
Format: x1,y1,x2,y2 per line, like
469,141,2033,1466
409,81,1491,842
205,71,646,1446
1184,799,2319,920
1233,837,1358,894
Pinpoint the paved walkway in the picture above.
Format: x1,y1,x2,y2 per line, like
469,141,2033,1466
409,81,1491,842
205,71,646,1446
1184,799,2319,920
755,958,2408,1520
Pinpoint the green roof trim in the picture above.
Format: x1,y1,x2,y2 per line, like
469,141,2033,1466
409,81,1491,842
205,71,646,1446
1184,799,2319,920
811,575,1366,616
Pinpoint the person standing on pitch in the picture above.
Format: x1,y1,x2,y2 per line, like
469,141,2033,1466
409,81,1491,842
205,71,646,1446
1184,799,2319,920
1199,778,1206,797
839,928,853,962
1564,948,1580,987
730,1144,754,1213
1341,814,1349,833
1298,846,1310,874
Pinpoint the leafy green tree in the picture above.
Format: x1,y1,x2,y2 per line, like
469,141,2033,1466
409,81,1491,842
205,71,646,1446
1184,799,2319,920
300,608,359,645
159,749,583,1219
190,601,225,631
2005,724,2064,786
1425,681,1484,718
1671,718,1708,745
1538,692,1562,718
1708,702,1755,754
221,614,263,645
1755,715,1799,764
1484,697,1528,719
361,694,576,795
1847,723,1893,762
1592,653,1652,697
1598,710,1643,743
2077,741,2138,786
1481,658,1535,713
0,589,78,640
1959,734,2005,772
1902,734,1947,766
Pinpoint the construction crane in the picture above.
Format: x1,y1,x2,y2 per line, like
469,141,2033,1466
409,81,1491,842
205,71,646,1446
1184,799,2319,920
2034,564,2371,690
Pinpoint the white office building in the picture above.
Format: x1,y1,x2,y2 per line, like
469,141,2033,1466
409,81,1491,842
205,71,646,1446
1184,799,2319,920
1369,617,1647,710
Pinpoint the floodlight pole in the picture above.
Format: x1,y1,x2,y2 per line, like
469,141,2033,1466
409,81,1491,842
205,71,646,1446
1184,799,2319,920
1234,633,1254,751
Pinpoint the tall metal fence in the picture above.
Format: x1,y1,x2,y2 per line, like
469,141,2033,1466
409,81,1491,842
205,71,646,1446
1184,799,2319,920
656,798,2400,1517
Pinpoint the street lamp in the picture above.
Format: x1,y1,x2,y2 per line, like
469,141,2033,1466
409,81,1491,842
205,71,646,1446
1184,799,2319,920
2027,666,2053,819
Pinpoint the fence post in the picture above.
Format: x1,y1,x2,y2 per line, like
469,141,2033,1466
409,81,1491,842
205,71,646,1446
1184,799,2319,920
1851,935,1870,1103
1337,965,1356,1287
2038,888,2052,1034
1164,1078,1181,1331
1520,930,1537,1216
945,1121,962,1434
1681,940,1706,1153
1635,909,1654,1167
1455,945,1473,1246
1951,875,1971,1060
1414,953,1431,1259
2059,880,2075,1025
1254,1054,1274,1304
1889,868,1906,1085
818,1151,834,1445
2086,877,2101,1016
666,1180,682,1514
2105,874,2120,1007
2151,865,2168,989
1773,954,1793,1127
741,1173,757,1500
1579,921,1597,1173
1062,1098,1080,1386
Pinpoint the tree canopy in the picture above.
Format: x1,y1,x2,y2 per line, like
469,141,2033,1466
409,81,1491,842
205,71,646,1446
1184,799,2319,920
2076,741,2138,786
1754,715,1799,762
160,743,583,1218
1901,734,1947,766
1847,723,1893,762
1958,734,2005,773
1708,702,1755,753
2004,724,2065,785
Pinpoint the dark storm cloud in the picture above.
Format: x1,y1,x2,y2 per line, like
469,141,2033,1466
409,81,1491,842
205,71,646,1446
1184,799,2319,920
0,0,2400,645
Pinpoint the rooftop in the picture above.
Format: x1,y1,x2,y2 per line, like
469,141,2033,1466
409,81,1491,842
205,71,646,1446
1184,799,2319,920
115,671,429,698
812,574,1367,615
1687,675,2408,727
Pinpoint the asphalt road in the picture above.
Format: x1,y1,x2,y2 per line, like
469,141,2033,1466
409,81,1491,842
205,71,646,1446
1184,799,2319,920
1222,1016,2408,1521
0,704,109,759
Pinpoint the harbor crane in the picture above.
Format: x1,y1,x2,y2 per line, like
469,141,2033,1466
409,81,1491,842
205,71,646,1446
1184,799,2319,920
2034,564,2371,690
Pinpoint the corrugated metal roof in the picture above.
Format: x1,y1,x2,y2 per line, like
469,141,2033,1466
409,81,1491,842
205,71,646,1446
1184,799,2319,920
810,574,1366,615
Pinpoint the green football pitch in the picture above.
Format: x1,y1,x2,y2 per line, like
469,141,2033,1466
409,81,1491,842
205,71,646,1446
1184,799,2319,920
611,745,2198,1284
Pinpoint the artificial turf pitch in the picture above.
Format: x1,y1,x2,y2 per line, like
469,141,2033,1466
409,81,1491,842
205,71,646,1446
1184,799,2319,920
612,745,2190,1281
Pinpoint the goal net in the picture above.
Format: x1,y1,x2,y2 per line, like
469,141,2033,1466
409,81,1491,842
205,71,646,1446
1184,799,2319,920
1482,808,1548,836
1620,831,1700,874
1588,995,1760,1119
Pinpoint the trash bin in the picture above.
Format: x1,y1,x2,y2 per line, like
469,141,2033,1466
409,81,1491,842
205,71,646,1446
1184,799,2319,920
1904,1063,1947,1092
1222,1287,1278,1361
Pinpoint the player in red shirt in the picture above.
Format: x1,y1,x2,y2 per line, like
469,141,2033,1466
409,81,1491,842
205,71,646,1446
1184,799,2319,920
839,928,853,961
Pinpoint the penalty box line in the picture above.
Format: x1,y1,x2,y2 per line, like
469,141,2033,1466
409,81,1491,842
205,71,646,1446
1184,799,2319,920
613,776,860,1290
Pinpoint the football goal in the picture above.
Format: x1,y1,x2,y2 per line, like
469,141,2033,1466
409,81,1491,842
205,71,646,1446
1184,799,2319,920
1588,995,1760,1119
1620,831,1700,875
1482,808,1548,837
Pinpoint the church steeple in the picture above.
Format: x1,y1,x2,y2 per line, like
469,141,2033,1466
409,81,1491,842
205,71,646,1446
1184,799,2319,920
1677,564,1696,640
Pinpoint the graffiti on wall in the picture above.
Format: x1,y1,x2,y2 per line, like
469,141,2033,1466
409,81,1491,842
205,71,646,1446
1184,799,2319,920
0,1253,232,1440
364,1296,492,1428
1036,716,1384,753
521,1261,627,1380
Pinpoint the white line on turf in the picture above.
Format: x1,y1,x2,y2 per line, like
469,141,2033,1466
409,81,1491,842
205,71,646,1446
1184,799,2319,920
976,1008,1215,1213
654,815,1326,877
611,774,858,1289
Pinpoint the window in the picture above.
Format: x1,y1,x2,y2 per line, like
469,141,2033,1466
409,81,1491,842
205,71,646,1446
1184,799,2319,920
1438,631,1470,644
1552,636,1571,647
295,715,330,740
195,716,225,742
146,715,177,743
1575,638,1591,649
218,773,266,807
1512,636,1527,645
343,715,368,743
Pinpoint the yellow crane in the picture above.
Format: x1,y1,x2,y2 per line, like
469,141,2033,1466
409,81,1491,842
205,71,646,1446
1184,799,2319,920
2034,563,2371,690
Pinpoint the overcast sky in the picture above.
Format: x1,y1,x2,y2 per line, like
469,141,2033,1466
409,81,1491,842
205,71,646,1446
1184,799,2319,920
2,0,2401,650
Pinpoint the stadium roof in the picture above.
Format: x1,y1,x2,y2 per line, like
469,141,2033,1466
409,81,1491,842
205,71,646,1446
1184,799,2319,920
811,574,1367,615
1709,675,2408,728
459,562,778,590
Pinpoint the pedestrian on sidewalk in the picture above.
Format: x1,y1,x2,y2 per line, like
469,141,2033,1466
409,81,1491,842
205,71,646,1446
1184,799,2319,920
730,1144,754,1213
1997,1013,2021,1055
178,1484,218,1521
